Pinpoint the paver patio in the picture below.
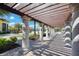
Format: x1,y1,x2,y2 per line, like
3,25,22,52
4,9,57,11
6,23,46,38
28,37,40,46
24,32,72,56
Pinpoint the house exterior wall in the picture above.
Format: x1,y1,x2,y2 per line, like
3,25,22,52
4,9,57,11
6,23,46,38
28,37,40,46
0,23,2,32
0,19,8,33
0,20,3,32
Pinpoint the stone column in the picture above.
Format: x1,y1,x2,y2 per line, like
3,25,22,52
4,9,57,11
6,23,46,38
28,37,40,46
71,4,79,56
52,28,55,36
45,26,49,38
39,23,44,41
50,27,55,38
48,26,51,38
49,27,52,39
22,26,29,49
21,16,30,50
39,27,43,41
64,21,72,47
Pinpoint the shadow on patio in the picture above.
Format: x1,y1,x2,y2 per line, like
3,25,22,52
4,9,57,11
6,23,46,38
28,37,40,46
24,33,72,56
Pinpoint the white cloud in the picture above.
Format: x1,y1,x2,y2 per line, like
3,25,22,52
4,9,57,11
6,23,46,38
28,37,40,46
20,23,24,25
9,22,15,26
10,16,14,20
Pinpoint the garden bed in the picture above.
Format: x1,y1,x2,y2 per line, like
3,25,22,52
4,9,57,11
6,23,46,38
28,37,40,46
0,42,20,54
0,36,23,56
0,46,23,56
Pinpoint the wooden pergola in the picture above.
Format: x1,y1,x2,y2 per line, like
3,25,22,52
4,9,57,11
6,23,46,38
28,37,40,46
1,3,79,56
0,3,71,27
0,4,73,55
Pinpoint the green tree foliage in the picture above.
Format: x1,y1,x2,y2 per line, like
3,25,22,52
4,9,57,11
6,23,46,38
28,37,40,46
15,23,22,30
0,9,10,16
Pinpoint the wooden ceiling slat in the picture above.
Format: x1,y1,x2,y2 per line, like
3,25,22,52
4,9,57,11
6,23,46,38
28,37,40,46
32,12,69,20
33,17,64,27
12,3,18,8
31,12,69,21
25,4,69,14
5,3,16,7
33,13,70,27
32,12,70,20
13,3,30,10
19,3,32,10
23,3,45,13
24,3,57,14
20,3,44,13
29,8,70,17
30,9,70,17
28,5,70,16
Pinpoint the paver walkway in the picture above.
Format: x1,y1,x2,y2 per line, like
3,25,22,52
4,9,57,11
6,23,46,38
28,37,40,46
25,32,72,56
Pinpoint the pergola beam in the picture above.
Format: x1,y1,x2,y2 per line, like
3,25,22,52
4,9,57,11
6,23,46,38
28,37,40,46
26,4,68,14
19,3,32,10
29,6,70,16
30,9,70,17
23,3,45,13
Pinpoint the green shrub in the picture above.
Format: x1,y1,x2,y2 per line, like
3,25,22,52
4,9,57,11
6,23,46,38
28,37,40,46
0,38,10,47
0,37,20,53
0,37,18,50
29,34,39,40
10,36,17,42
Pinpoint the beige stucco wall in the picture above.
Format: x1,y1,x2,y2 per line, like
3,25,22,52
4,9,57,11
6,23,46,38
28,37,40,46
0,19,8,32
0,24,2,32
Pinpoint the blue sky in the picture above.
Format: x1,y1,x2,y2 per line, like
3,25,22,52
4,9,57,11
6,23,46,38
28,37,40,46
28,20,40,29
0,13,23,26
0,12,39,29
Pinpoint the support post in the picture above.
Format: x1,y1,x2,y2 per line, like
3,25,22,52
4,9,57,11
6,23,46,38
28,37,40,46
45,26,49,38
51,27,55,37
39,23,43,41
34,20,36,36
64,21,72,47
21,16,30,50
71,4,79,55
